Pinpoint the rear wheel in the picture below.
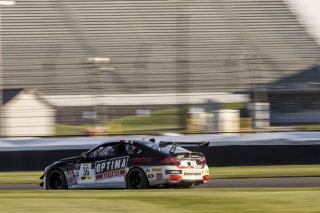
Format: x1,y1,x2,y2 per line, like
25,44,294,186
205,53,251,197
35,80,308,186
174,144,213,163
127,168,149,189
46,169,67,190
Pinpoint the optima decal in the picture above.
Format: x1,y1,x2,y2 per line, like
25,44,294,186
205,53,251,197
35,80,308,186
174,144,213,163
95,156,129,181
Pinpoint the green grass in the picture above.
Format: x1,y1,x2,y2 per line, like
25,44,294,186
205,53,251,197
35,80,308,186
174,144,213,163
0,189,320,212
299,124,320,131
0,172,43,184
55,105,320,135
212,165,320,179
1,165,320,184
55,124,92,136
56,108,185,135
220,102,246,110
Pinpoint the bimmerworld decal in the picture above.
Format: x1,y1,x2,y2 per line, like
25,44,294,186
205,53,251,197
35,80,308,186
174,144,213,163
95,156,129,180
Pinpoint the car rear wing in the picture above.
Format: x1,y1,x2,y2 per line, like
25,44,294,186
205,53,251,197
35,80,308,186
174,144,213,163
158,141,210,153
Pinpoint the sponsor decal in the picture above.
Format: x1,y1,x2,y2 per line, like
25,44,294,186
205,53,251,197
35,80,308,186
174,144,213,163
184,172,201,176
79,163,95,183
165,170,182,175
177,166,195,169
147,174,154,178
96,170,126,180
81,176,92,180
145,168,150,173
74,163,80,170
152,168,162,172
95,156,129,181
156,173,163,180
67,171,77,184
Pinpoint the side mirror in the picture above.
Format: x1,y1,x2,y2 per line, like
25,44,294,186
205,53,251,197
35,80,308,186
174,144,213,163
81,152,88,159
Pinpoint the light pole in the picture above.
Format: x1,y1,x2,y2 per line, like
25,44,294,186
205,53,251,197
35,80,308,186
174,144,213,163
175,0,189,133
83,57,110,129
0,0,15,137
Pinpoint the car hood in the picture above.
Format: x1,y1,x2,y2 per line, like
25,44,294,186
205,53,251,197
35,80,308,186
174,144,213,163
43,156,82,175
55,156,81,164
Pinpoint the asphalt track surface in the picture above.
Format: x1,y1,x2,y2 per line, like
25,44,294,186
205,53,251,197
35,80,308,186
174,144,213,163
0,177,319,190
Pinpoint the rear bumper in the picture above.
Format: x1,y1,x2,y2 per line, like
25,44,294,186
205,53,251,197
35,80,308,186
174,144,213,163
166,174,209,185
147,165,210,186
166,179,206,185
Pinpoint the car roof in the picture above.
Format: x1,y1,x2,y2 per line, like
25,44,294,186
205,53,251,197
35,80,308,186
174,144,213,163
87,139,153,152
87,139,191,154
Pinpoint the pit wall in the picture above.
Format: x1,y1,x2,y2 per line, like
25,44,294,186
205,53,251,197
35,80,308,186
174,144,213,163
1,145,320,171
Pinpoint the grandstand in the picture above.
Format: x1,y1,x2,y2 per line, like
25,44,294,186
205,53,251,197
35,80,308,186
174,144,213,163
1,0,319,95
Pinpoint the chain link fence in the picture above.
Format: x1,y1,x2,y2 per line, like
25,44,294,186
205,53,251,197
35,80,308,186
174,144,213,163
0,0,319,136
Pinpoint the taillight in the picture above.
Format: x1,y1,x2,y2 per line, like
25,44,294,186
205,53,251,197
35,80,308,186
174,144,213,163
159,156,180,166
169,175,182,182
198,156,206,165
203,175,210,183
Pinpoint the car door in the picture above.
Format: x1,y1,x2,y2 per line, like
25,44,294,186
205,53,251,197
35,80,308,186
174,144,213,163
77,143,116,188
78,143,129,188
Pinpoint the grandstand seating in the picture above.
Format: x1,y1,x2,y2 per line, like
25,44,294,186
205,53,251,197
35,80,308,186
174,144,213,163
1,0,319,94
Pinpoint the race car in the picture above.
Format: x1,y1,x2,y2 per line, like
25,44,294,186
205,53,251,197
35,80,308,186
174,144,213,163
40,139,210,189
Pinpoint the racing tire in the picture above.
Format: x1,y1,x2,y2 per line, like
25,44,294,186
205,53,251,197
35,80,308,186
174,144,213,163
46,169,67,190
126,168,149,189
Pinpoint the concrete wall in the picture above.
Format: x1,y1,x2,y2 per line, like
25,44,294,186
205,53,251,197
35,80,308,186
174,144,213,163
271,111,320,125
1,145,320,171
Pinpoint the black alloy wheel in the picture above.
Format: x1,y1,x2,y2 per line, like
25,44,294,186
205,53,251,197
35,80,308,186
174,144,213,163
127,168,149,189
46,169,67,190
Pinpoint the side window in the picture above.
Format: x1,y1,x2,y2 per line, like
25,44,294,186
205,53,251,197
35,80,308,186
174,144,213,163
89,145,115,158
124,144,143,155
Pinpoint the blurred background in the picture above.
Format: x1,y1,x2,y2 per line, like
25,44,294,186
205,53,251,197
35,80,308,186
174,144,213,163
0,0,319,137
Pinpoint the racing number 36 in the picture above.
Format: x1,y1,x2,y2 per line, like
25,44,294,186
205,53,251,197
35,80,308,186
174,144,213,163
83,166,90,176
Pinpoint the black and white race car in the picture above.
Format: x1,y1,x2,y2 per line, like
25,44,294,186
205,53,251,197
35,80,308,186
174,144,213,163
40,139,210,189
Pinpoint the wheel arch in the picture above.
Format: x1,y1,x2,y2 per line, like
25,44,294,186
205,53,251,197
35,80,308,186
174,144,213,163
45,167,68,189
45,166,66,179
126,166,150,187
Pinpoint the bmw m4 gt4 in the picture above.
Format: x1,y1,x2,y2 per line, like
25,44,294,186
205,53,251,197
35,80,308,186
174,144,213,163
40,139,210,189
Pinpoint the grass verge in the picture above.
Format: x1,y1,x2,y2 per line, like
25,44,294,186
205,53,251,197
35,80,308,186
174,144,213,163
56,108,184,135
1,165,320,184
0,189,320,212
212,164,320,179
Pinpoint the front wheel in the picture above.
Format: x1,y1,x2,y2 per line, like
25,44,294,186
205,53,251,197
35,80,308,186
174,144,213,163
46,169,67,190
126,168,149,189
